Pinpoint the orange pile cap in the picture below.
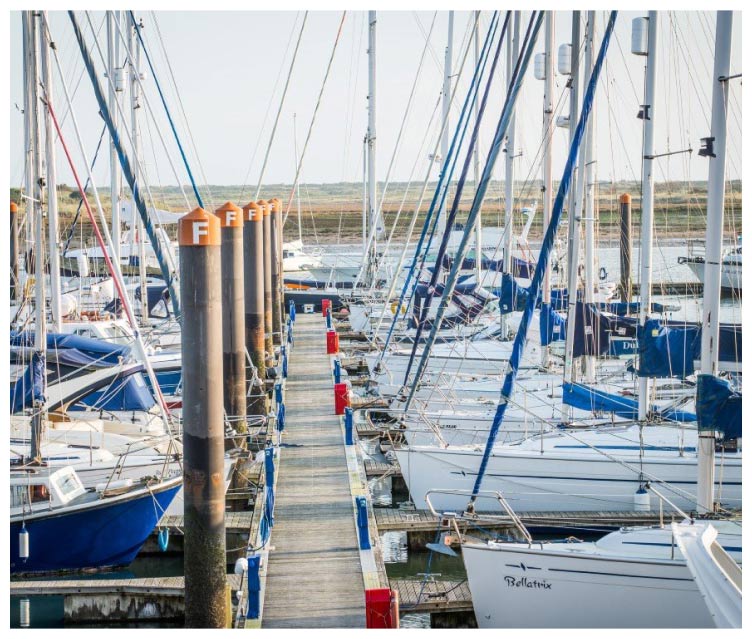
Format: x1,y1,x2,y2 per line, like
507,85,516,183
242,200,263,223
214,201,243,228
11,201,18,213
257,199,270,216
178,207,221,247
619,193,631,204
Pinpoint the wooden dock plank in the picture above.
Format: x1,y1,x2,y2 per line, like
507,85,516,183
10,575,242,597
373,508,664,533
262,315,366,628
391,579,472,613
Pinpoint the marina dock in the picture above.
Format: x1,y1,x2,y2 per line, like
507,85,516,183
260,314,373,628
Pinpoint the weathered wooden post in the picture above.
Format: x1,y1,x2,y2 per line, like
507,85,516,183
257,199,274,361
619,193,632,303
179,207,227,628
242,200,267,419
269,198,283,345
214,201,247,440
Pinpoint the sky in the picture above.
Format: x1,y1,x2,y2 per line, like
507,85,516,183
8,9,743,200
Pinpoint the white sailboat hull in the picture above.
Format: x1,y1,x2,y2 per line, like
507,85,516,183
463,540,715,627
394,426,742,513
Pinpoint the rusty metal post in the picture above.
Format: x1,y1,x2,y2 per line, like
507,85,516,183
178,207,227,628
214,202,246,441
242,200,267,418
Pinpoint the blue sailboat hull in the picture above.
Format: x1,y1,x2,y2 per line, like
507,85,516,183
10,482,180,574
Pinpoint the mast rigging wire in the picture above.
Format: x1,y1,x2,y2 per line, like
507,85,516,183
468,11,618,508
401,16,508,389
128,10,205,209
254,11,309,201
69,10,180,316
282,11,347,227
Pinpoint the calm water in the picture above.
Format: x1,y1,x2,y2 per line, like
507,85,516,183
10,555,184,628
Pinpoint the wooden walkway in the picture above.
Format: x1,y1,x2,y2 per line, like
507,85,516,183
373,508,665,533
262,314,366,628
10,575,242,597
391,579,472,613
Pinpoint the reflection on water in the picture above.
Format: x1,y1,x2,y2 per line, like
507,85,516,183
382,531,468,629
10,555,185,628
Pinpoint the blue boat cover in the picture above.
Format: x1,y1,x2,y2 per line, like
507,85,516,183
11,331,131,365
597,301,673,315
498,272,529,314
638,320,741,378
10,351,46,413
441,254,535,279
540,302,566,345
563,381,696,422
696,374,741,439
539,302,609,356
68,370,156,412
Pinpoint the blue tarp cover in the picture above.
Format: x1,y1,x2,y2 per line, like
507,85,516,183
69,370,156,412
696,373,741,439
540,302,566,345
11,331,131,365
638,320,741,378
563,382,696,422
498,272,529,314
10,351,46,413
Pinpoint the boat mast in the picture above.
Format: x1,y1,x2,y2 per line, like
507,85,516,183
581,11,596,382
473,11,482,284
501,11,520,338
540,11,555,368
22,14,34,273
39,11,62,332
29,10,47,463
697,10,733,514
562,10,582,391
293,113,303,245
128,15,148,320
107,11,122,263
637,12,658,421
366,10,378,286
438,10,454,238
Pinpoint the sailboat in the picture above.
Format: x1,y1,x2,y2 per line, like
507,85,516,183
10,10,182,576
458,11,741,629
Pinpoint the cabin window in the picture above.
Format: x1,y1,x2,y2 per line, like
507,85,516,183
10,485,28,508
56,471,83,497
151,299,169,319
30,484,49,502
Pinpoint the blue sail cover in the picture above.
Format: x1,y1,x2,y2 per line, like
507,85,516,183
68,370,156,412
563,382,696,422
498,272,529,314
11,331,132,365
638,320,741,378
563,382,638,417
540,303,566,345
441,253,535,278
10,351,46,413
638,320,701,378
696,374,741,439
572,302,610,357
538,301,609,356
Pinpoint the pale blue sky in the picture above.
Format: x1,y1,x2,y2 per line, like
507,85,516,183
9,10,743,198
